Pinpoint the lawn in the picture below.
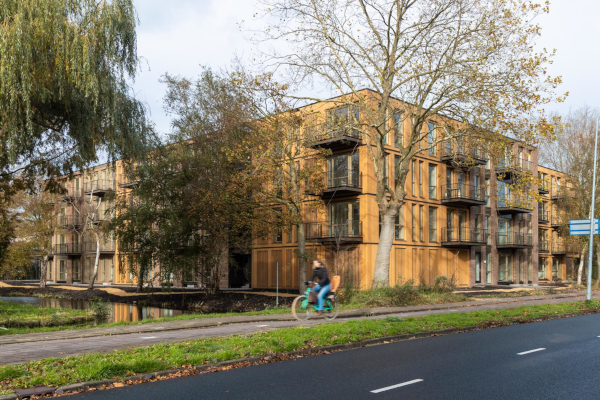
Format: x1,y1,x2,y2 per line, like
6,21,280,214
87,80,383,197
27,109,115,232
0,300,95,329
1,300,599,395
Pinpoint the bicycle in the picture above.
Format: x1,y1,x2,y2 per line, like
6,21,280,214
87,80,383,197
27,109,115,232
292,282,340,321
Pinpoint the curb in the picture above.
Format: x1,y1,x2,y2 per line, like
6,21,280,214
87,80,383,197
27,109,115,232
0,310,589,398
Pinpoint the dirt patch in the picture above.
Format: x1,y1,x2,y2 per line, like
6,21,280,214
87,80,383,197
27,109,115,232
0,285,295,313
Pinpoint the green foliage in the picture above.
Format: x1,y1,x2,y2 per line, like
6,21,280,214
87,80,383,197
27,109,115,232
0,0,151,220
1,300,599,394
0,300,93,328
109,69,259,293
88,298,109,321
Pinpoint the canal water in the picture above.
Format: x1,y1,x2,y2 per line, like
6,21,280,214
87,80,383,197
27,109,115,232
0,296,189,323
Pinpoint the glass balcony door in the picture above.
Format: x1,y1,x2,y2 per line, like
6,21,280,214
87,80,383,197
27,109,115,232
498,253,513,282
327,153,359,187
329,201,360,237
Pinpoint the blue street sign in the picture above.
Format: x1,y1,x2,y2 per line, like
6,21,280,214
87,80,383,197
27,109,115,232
569,219,600,235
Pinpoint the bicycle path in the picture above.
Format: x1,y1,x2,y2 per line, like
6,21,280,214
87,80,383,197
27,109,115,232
0,291,598,365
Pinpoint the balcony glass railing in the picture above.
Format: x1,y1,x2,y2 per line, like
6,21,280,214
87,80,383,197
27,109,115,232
497,157,532,172
440,146,487,162
54,243,82,254
84,179,116,193
497,193,533,210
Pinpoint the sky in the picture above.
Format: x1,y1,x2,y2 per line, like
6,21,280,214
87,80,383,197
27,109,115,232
133,0,600,135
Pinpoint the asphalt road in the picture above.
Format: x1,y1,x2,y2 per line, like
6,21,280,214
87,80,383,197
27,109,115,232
71,313,600,400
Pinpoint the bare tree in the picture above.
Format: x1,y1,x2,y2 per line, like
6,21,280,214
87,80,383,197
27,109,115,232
541,106,599,285
64,178,109,289
251,0,563,287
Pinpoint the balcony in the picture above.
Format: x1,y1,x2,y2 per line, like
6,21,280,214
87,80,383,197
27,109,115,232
305,220,362,243
550,214,561,228
84,179,116,196
441,228,488,247
57,215,83,229
496,194,533,214
539,239,549,253
60,185,83,201
84,242,116,254
118,174,138,188
538,211,550,224
441,184,486,207
307,123,361,150
496,232,533,248
54,243,82,255
322,171,362,197
439,146,487,166
496,157,532,178
539,181,549,195
551,241,579,255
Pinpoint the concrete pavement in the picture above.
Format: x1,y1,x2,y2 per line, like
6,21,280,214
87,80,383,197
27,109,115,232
0,291,598,365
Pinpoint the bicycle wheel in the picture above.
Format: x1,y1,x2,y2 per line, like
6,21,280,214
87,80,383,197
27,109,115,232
292,295,312,321
324,294,340,320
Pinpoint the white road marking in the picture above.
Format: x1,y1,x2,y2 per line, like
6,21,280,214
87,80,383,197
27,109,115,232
141,336,158,339
517,348,546,355
256,325,270,327
371,379,423,394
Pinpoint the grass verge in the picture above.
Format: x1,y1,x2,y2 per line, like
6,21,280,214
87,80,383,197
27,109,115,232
2,300,600,394
0,301,94,329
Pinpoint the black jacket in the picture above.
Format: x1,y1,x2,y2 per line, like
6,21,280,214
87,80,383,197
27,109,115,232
310,267,330,286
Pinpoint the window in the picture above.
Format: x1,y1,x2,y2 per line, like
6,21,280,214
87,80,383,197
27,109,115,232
384,154,388,184
329,200,360,237
48,263,53,280
419,205,424,241
328,105,359,128
394,112,403,147
288,226,293,243
394,155,400,183
73,259,80,281
412,204,417,241
498,253,513,282
429,207,437,242
428,122,436,155
274,230,283,243
419,161,424,197
538,258,547,279
411,160,416,196
327,152,359,188
428,164,437,199
396,205,405,240
552,258,560,280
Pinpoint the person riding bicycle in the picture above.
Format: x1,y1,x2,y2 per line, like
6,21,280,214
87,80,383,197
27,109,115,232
305,258,330,315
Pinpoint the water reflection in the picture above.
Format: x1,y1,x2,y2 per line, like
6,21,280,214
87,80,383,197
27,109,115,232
0,296,187,323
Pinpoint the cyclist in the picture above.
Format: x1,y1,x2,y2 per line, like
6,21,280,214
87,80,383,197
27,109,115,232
306,258,330,315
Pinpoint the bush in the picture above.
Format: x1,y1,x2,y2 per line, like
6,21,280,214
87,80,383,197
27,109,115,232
339,276,461,308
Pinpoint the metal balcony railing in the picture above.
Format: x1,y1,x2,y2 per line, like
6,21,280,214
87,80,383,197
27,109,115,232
57,215,83,228
539,239,549,252
539,180,549,194
118,174,138,188
497,157,532,173
84,242,116,253
496,232,533,247
84,179,116,194
441,184,486,203
325,170,362,189
496,193,533,212
538,211,550,223
305,220,362,242
54,243,82,255
307,122,361,148
441,228,488,245
439,146,487,163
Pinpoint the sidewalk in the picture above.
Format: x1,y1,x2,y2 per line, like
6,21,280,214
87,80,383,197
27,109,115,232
0,291,595,346
0,291,597,365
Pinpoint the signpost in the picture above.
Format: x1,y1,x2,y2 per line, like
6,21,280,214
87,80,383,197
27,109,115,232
569,219,600,236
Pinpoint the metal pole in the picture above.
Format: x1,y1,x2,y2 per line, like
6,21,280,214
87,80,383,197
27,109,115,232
276,261,279,306
587,116,599,301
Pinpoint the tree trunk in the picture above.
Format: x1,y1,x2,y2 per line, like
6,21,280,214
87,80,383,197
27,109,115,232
578,245,587,286
39,255,48,288
297,221,307,294
88,232,100,289
373,211,394,288
136,267,144,293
